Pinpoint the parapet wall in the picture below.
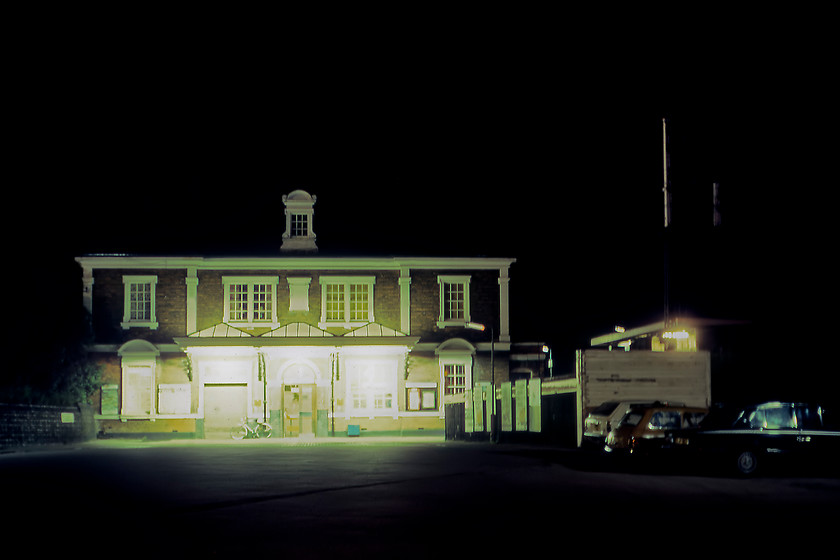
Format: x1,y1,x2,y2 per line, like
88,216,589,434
0,403,96,450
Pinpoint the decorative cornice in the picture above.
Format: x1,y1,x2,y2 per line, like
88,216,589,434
75,255,516,271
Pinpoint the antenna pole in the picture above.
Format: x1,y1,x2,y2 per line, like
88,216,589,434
663,118,672,229
662,118,671,327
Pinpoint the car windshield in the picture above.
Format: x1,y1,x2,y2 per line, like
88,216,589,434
620,412,644,427
729,403,797,429
648,410,681,430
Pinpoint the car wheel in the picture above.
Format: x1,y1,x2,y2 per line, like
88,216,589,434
735,450,758,475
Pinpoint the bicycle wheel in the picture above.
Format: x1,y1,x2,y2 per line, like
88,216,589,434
256,423,272,438
230,425,247,440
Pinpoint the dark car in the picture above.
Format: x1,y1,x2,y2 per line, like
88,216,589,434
583,401,657,448
668,401,840,475
604,404,707,455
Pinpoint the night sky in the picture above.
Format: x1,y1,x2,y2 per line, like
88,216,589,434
5,24,836,405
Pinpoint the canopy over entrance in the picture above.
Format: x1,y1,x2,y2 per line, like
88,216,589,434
176,322,419,348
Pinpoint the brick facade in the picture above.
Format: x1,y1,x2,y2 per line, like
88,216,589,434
77,254,525,439
0,403,96,449
89,265,505,343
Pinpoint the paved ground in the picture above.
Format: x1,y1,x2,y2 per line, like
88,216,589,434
3,438,838,556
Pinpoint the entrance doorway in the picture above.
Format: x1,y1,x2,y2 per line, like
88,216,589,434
283,384,316,437
204,384,247,438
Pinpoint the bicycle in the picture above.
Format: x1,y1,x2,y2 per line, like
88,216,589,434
230,417,272,440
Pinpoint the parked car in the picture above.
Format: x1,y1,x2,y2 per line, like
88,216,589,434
667,401,840,476
604,403,708,455
583,401,655,447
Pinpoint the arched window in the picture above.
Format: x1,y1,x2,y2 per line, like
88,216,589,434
281,190,318,253
280,361,320,385
436,338,476,397
118,340,159,416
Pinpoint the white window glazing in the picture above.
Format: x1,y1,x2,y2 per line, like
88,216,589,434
223,277,278,326
444,282,465,320
349,283,370,322
319,277,375,329
437,275,471,327
291,213,309,237
325,283,345,322
347,358,397,416
122,275,158,329
129,282,152,321
443,363,466,395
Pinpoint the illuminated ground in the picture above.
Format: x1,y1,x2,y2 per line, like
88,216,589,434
3,439,838,556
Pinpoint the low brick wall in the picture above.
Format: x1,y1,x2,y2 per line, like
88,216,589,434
0,403,96,450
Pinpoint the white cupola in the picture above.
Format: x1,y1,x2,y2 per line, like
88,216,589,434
281,189,318,253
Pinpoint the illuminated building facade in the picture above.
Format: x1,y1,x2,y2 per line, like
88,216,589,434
77,190,521,439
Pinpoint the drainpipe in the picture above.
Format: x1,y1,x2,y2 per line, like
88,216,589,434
259,352,267,424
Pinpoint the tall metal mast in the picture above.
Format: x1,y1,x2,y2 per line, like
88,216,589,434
663,118,672,229
662,118,672,327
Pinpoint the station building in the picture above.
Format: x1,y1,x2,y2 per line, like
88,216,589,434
77,190,547,439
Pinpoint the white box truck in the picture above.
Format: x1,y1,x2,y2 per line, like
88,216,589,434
576,350,712,446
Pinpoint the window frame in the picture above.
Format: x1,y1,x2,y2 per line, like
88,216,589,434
121,275,159,330
437,275,471,328
440,357,472,397
760,403,796,429
345,357,398,418
443,363,467,396
222,276,280,328
319,276,376,329
120,356,157,417
290,213,309,238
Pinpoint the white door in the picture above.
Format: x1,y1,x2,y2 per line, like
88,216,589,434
204,384,247,436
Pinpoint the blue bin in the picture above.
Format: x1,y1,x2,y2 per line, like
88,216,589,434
347,424,360,437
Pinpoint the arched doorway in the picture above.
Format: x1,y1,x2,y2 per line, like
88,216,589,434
277,361,320,438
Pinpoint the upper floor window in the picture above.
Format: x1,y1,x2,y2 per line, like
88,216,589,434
319,276,375,329
437,275,471,327
121,275,158,330
222,276,279,327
